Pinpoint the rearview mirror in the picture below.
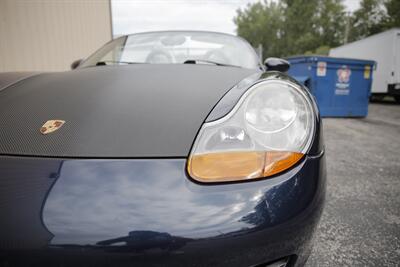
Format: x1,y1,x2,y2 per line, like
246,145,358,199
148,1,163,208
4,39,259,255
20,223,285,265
71,59,83,70
264,57,290,72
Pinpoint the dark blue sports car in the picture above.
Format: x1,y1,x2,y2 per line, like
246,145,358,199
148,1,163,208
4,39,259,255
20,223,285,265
0,31,325,267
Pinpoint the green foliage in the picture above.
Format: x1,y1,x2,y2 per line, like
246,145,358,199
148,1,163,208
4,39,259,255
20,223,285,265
234,1,285,58
234,0,398,59
316,0,346,46
314,45,331,55
348,0,400,42
348,0,386,42
383,0,400,28
280,0,320,56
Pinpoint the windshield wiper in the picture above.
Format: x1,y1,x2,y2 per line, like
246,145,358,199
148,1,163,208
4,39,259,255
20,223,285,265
95,61,144,66
183,59,240,68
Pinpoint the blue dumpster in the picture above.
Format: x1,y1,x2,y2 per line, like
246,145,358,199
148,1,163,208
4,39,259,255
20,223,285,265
287,56,375,117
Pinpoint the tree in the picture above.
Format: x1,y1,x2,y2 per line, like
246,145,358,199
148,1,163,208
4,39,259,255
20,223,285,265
234,1,285,58
280,0,320,56
348,0,386,42
315,0,346,47
382,0,400,29
234,0,346,58
234,0,395,57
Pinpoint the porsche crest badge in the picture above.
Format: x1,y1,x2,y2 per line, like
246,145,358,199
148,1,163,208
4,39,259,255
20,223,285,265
40,120,65,135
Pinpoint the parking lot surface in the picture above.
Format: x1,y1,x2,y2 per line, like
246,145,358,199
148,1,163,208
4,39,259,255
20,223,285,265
306,103,400,266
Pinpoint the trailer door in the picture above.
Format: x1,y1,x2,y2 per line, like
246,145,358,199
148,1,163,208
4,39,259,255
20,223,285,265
394,31,400,84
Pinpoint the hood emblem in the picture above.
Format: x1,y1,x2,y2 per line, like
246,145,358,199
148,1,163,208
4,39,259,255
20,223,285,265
40,120,65,135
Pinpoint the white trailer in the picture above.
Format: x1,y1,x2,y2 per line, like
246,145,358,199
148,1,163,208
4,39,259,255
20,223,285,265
330,28,400,102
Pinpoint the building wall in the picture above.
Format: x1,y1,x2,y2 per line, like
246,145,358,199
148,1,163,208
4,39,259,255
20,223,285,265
0,0,112,72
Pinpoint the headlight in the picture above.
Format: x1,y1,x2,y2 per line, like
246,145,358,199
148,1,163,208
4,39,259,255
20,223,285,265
187,79,315,183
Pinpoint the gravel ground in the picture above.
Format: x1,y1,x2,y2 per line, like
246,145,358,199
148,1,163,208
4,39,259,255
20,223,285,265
306,103,400,266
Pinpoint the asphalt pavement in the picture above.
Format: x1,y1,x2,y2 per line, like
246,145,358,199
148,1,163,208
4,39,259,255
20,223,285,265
306,103,400,266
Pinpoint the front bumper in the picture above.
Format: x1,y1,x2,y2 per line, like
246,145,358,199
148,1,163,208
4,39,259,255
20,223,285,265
0,153,325,267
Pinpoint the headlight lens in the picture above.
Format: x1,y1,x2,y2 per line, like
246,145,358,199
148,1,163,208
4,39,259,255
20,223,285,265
187,79,315,183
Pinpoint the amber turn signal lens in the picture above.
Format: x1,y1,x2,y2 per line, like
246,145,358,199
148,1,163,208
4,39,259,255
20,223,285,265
187,151,304,183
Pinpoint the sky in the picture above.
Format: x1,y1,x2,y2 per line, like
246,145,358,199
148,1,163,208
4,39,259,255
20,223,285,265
111,0,361,36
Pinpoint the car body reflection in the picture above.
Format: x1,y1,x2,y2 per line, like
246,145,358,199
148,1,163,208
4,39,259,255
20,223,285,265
94,230,192,253
0,156,324,266
42,159,319,246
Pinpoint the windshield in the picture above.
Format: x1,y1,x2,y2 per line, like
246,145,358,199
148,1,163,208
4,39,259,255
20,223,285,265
80,31,260,69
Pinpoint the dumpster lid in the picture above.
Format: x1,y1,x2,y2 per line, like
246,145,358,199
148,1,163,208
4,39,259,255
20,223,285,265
287,55,375,66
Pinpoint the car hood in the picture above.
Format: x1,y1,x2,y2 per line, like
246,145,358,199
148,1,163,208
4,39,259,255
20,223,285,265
0,64,259,157
0,72,40,91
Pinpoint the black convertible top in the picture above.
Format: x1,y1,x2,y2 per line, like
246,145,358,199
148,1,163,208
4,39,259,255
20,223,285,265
0,64,257,158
